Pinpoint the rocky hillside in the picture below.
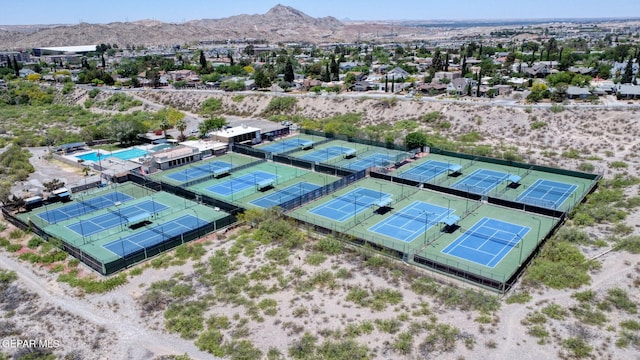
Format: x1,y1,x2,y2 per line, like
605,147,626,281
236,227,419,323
0,5,351,49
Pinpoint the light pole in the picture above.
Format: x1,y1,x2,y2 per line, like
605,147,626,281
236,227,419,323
422,210,430,245
517,233,524,267
532,216,542,244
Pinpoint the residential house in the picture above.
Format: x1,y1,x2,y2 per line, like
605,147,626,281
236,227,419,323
386,67,410,79
339,61,361,71
447,78,477,95
434,71,461,82
568,67,595,76
18,68,36,78
418,83,447,96
352,81,373,92
566,86,592,99
493,85,513,96
526,63,553,77
617,84,640,99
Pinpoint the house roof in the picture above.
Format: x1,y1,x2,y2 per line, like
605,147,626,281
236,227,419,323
618,84,640,96
566,86,592,96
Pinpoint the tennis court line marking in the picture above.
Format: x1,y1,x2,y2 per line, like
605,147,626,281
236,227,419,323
516,179,577,207
442,217,530,268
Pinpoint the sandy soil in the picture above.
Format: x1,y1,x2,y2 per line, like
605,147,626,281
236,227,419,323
2,91,640,360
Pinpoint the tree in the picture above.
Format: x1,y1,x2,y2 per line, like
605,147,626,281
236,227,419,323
160,118,170,138
405,132,428,150
205,116,227,131
199,50,207,69
329,56,339,81
176,119,187,140
621,57,634,84
284,59,294,83
253,68,271,89
12,56,19,77
344,72,356,90
228,51,234,66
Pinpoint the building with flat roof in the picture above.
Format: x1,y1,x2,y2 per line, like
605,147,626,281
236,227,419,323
151,145,201,171
209,125,261,146
32,45,97,56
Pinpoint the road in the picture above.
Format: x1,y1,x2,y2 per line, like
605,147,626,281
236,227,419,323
83,84,640,115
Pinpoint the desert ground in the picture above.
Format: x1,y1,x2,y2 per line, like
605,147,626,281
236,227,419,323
1,90,640,360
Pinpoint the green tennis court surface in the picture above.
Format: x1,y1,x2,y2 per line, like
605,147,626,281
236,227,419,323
300,145,355,162
399,160,462,183
259,138,314,153
165,161,233,182
38,192,133,224
309,187,391,222
442,217,530,268
251,182,321,208
368,201,454,242
205,171,278,196
103,214,204,257
66,200,168,236
516,179,577,209
451,168,510,195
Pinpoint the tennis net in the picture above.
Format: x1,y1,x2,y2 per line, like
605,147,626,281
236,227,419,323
530,186,573,197
463,229,520,247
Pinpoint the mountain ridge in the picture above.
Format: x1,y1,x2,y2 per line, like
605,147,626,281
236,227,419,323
0,4,348,49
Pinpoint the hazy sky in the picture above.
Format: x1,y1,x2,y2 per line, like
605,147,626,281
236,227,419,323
2,0,639,25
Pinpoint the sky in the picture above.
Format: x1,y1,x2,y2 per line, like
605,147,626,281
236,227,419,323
2,0,640,25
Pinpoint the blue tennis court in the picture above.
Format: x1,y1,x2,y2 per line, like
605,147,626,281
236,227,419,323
309,187,391,222
66,200,168,237
37,192,134,224
442,217,530,268
299,146,355,163
205,171,278,196
103,215,204,257
516,179,577,209
344,153,394,171
452,169,510,194
165,161,233,183
400,160,462,183
368,201,454,242
260,138,314,154
251,182,321,208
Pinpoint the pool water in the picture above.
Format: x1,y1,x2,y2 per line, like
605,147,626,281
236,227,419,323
151,144,173,152
76,148,149,162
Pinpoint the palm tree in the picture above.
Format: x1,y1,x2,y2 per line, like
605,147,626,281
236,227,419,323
160,118,170,138
176,119,187,141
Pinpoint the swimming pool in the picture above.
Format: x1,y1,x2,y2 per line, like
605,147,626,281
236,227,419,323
75,148,149,162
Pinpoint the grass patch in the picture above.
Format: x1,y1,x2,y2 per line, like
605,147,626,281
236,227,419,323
305,252,327,266
57,271,127,293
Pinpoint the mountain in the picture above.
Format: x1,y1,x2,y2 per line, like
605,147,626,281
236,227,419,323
0,5,347,49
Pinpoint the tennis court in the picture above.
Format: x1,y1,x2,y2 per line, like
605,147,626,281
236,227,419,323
37,192,134,224
442,217,530,268
399,160,462,183
165,161,233,183
205,171,278,196
451,169,510,195
309,187,391,222
299,145,355,163
260,138,314,154
66,200,169,237
343,153,394,171
250,182,321,208
516,179,577,209
102,214,204,257
368,201,454,242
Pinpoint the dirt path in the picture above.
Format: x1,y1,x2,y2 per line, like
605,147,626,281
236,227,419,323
0,252,218,360
493,251,637,359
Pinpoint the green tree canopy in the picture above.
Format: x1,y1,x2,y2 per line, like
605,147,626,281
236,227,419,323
405,132,429,150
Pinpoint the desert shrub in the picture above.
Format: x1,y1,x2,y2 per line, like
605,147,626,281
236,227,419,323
263,97,297,115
